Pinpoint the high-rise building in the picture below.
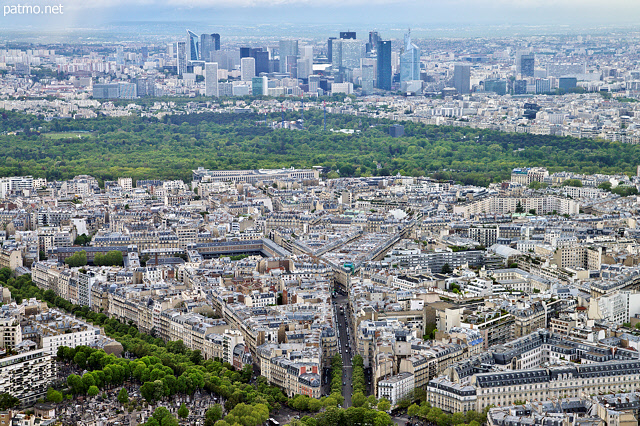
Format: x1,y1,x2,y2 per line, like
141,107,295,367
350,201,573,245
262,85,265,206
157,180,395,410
279,40,299,76
92,84,120,99
362,65,375,95
241,57,256,81
514,80,527,95
367,31,381,53
331,39,343,67
187,30,200,61
341,39,365,70
252,76,268,96
176,41,187,75
135,77,155,97
377,40,392,91
535,78,551,94
118,83,137,99
141,46,149,61
558,77,578,91
400,31,420,82
340,31,356,40
517,52,535,77
308,75,321,94
205,62,219,97
301,45,313,61
240,47,253,59
116,46,124,66
327,37,337,64
484,79,507,95
240,48,269,75
297,58,311,79
453,64,471,94
200,33,220,61
254,51,270,75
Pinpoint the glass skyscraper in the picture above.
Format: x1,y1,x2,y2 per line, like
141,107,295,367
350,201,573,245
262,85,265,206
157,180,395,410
175,41,187,75
279,39,299,77
400,31,420,82
187,30,200,62
376,40,392,91
200,33,220,62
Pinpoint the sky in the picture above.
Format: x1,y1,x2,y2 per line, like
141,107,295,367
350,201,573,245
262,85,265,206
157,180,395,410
1,0,639,37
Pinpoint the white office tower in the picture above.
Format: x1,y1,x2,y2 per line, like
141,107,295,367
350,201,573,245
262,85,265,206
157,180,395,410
241,57,256,81
205,62,219,97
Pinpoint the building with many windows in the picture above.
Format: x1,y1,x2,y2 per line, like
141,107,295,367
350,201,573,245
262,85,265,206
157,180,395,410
378,372,415,406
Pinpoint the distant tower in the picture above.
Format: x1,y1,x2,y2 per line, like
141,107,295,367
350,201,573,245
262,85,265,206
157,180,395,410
205,62,219,97
367,31,381,53
175,41,187,75
517,51,535,78
279,39,299,77
200,33,220,61
453,64,471,94
400,30,420,82
377,40,392,91
187,30,200,61
241,57,256,81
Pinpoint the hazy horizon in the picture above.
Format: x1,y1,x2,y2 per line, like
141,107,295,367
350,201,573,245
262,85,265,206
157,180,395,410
1,0,640,41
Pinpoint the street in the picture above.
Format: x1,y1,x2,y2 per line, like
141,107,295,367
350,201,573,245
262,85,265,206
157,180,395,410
333,292,355,407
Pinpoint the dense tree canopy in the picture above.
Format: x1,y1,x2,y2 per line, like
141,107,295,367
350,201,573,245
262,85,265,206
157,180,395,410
1,109,639,187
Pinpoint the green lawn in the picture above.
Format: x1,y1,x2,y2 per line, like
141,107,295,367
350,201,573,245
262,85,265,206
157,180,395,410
42,132,92,139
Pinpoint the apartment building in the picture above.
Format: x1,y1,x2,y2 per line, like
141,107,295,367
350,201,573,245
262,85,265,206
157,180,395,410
378,372,415,406
0,348,55,404
257,343,322,399
453,196,579,218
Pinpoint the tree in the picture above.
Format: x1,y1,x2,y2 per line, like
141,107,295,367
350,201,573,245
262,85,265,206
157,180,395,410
377,398,391,412
178,403,189,419
0,393,20,410
140,381,157,403
67,374,85,395
204,404,223,426
440,263,452,274
408,403,421,417
117,387,129,405
308,398,322,412
598,181,612,191
291,394,310,412
73,351,88,369
87,385,100,397
451,412,465,425
94,250,124,267
515,201,525,213
65,250,87,267
351,392,367,408
561,179,583,187
74,234,91,246
153,406,171,424
190,349,203,365
161,415,179,426
374,411,392,426
82,372,96,391
46,387,63,403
